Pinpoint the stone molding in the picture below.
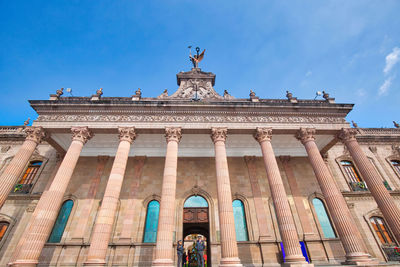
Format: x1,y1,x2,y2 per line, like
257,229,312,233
211,127,227,143
71,126,93,144
253,127,272,143
118,127,136,143
164,127,182,143
24,126,46,144
168,79,223,100
36,113,346,124
295,127,316,144
337,128,358,143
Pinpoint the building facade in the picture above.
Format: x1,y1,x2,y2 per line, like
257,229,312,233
0,67,400,267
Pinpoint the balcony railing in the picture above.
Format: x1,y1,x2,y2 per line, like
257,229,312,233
13,184,33,194
350,181,368,191
383,181,392,191
382,246,400,261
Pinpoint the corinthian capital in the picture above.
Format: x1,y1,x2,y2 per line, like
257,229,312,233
295,128,316,144
71,126,93,144
254,127,272,143
165,127,182,143
24,126,47,144
211,127,228,143
118,127,137,143
337,128,357,143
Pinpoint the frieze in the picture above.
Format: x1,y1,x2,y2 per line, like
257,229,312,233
36,114,346,124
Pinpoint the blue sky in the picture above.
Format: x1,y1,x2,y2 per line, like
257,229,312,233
1,1,399,127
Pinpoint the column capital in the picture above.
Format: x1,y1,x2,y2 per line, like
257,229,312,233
211,127,227,143
295,128,316,144
254,127,272,143
71,126,93,144
165,127,182,143
24,126,47,144
118,127,137,143
337,128,358,143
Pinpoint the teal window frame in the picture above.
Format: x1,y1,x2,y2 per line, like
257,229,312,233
143,200,160,243
312,198,336,238
48,199,74,243
232,199,249,241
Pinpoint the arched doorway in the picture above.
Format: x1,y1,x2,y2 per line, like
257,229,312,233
183,195,211,266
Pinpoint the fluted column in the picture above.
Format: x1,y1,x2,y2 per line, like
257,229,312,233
296,128,373,265
152,127,182,267
85,127,136,266
11,127,93,267
211,128,242,267
338,128,400,242
0,127,46,208
254,128,308,266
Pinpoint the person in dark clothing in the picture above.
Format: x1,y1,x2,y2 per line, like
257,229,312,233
177,240,184,267
195,236,205,267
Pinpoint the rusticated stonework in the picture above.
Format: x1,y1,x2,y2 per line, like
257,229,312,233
165,127,182,143
36,114,346,124
296,128,316,144
337,128,358,143
118,127,136,143
254,127,272,143
71,126,93,144
24,126,47,144
211,127,227,143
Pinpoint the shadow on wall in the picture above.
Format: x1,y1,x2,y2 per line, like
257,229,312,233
138,245,155,267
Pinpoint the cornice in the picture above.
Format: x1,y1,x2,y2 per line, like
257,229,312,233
342,191,400,200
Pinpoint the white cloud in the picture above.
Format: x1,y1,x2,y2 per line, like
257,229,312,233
305,71,312,77
356,88,366,98
384,47,400,74
378,76,393,96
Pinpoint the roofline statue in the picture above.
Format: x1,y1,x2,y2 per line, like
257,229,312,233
188,46,205,69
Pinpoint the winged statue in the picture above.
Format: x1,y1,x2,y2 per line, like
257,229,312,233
189,46,205,68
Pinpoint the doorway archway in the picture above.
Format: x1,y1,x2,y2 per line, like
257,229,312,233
183,195,211,266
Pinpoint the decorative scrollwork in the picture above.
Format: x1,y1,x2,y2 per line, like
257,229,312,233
254,127,272,143
24,126,47,144
295,128,316,144
118,127,136,143
211,127,227,143
71,126,93,144
165,127,182,143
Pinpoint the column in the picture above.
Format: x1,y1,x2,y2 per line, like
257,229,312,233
0,126,46,208
211,128,242,267
338,128,400,242
254,128,308,267
152,127,182,267
85,127,136,266
296,128,373,265
11,127,93,267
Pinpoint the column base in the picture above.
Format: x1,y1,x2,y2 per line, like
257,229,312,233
151,258,174,267
10,260,39,267
220,257,243,267
282,263,313,267
344,253,379,266
83,259,106,267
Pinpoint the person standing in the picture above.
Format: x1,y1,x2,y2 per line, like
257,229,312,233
177,240,184,267
195,236,205,267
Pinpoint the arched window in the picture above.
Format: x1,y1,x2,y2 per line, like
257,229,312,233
48,200,73,243
184,195,208,207
312,198,336,238
143,200,160,243
340,160,366,191
0,222,9,242
14,161,42,194
232,199,249,241
370,216,395,245
390,160,400,174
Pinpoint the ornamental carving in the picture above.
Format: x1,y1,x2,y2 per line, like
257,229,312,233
254,127,272,143
37,114,346,124
24,126,47,144
337,128,357,143
295,128,316,144
118,127,136,143
168,79,223,100
165,127,182,143
211,127,227,143
71,126,93,144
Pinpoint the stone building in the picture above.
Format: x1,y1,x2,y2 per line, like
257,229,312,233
0,66,400,267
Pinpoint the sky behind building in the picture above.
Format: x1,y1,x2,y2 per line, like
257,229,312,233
0,1,399,127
